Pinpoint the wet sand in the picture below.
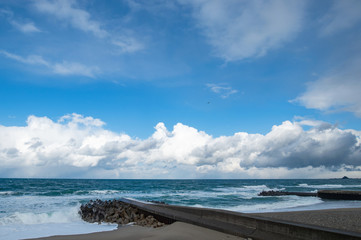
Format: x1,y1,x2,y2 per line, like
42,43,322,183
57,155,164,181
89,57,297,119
26,221,245,240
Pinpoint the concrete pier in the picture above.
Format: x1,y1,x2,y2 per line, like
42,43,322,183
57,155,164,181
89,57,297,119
120,198,361,240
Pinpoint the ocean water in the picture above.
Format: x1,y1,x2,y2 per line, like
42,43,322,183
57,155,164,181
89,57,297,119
1,178,361,240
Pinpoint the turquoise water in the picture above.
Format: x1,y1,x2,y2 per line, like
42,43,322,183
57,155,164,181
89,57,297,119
1,178,361,239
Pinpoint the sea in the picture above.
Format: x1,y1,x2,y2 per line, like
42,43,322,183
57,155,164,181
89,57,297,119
1,178,361,240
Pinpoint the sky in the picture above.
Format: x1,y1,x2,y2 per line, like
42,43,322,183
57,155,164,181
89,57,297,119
0,0,361,179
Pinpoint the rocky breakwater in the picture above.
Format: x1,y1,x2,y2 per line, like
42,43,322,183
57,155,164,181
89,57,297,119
259,190,361,200
259,190,317,197
79,199,167,228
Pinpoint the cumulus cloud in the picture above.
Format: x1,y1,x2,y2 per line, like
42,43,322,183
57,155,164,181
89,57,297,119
206,83,238,98
320,0,361,36
179,0,306,61
293,58,361,117
0,114,360,178
0,50,99,77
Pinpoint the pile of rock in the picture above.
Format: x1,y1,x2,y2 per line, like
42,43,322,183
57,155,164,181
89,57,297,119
79,199,166,228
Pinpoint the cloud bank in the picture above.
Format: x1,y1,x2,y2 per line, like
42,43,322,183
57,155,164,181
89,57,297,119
180,0,306,61
1,114,360,178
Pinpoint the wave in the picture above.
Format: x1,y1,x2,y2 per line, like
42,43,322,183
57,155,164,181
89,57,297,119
227,195,324,213
213,185,268,192
111,185,287,201
0,206,81,225
185,195,324,213
88,190,121,195
0,191,16,196
211,185,285,199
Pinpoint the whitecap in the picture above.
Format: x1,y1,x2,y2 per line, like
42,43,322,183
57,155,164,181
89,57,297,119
88,190,121,195
0,206,80,225
227,196,324,213
0,191,16,196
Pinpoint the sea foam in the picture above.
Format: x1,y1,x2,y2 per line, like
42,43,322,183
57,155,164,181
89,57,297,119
0,206,117,240
0,207,80,225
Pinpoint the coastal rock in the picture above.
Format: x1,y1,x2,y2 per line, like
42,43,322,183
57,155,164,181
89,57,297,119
79,199,166,228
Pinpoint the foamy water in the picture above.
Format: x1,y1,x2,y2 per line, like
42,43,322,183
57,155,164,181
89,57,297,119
0,220,117,240
0,198,117,240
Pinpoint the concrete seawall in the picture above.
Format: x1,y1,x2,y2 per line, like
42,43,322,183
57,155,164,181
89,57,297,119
120,198,361,240
259,190,361,200
317,190,361,200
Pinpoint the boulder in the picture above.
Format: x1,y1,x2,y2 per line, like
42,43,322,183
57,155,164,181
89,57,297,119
79,199,166,228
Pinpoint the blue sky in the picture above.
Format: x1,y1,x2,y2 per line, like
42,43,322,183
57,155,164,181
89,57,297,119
0,0,361,178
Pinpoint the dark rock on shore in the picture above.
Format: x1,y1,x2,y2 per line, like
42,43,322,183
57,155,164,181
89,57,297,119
79,199,166,228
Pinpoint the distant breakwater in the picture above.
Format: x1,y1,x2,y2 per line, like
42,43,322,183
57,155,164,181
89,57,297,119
79,199,167,228
259,189,361,200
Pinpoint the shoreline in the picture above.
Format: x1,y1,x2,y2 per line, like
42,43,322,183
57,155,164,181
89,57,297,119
24,206,361,240
25,221,245,240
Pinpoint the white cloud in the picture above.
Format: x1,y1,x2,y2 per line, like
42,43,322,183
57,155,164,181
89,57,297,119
0,50,49,66
34,0,108,38
179,0,306,61
206,83,238,98
0,114,360,178
52,61,99,77
320,0,361,36
10,20,41,33
0,8,41,33
0,8,13,17
33,0,144,54
293,58,361,117
0,50,98,77
112,37,144,54
59,113,105,127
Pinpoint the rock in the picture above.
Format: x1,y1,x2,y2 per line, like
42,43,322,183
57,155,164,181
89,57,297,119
79,199,166,228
